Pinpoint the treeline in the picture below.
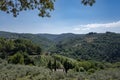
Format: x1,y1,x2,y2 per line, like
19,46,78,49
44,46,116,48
47,55,120,73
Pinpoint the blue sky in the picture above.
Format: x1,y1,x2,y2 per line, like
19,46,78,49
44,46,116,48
0,0,120,34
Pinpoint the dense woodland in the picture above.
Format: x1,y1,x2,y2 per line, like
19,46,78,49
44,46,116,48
0,31,120,62
0,31,120,80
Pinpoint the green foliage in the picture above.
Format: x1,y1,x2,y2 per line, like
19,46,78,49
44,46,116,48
79,61,92,71
0,62,120,80
0,63,52,80
0,38,41,65
14,39,41,55
48,54,107,73
1,31,120,63
51,59,63,71
74,65,80,72
53,32,120,63
82,0,95,6
79,67,85,72
8,51,24,64
88,68,95,74
113,62,120,68
88,69,120,80
0,31,54,52
0,0,96,17
47,60,53,70
0,38,41,59
63,59,74,73
34,55,53,66
0,0,55,17
8,51,34,65
0,32,120,80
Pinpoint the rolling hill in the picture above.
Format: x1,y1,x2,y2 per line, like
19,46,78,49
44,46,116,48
0,31,120,62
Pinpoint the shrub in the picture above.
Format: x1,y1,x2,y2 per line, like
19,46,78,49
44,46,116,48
88,68,95,74
8,52,24,64
79,67,85,72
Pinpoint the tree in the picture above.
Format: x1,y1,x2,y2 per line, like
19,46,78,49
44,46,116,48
0,0,55,17
81,0,95,6
8,51,24,64
47,60,53,70
63,59,73,73
53,59,57,71
0,0,95,17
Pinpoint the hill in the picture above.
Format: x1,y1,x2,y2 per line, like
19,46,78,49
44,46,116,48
53,32,120,62
0,31,120,80
0,31,55,51
0,31,120,62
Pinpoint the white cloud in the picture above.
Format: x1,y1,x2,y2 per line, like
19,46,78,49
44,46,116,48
73,21,120,31
74,28,81,31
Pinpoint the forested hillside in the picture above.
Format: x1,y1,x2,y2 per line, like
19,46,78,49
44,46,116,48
0,31,55,51
53,32,120,62
0,31,120,80
0,31,120,62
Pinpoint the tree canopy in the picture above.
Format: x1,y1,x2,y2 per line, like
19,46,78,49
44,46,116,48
0,0,95,17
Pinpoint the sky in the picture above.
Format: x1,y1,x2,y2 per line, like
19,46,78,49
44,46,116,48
0,0,120,34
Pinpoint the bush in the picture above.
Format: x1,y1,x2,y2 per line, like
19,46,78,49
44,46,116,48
8,52,24,64
79,67,85,72
88,68,95,74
